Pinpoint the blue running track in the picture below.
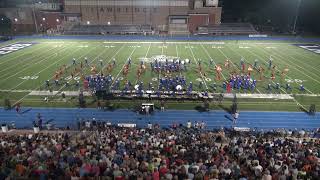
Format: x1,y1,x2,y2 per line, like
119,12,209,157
0,107,319,130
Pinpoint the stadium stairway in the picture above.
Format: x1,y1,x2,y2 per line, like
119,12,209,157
0,108,319,130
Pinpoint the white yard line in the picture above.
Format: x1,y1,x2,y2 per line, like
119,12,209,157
220,44,263,94
134,43,151,85
145,43,151,59
156,43,164,90
279,45,320,72
243,47,309,110
110,45,138,89
188,42,208,90
12,45,101,105
250,46,315,94
0,45,71,81
175,44,179,58
10,48,85,90
161,43,164,55
54,44,117,94
0,45,58,74
98,43,125,75
200,43,227,80
175,43,184,78
262,45,320,83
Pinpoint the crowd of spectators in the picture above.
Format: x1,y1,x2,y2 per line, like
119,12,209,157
0,126,319,180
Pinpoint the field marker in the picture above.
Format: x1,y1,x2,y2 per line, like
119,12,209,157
188,42,208,89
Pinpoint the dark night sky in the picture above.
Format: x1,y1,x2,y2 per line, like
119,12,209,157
221,0,320,34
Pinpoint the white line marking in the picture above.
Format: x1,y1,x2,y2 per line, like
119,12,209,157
98,43,126,75
13,45,102,105
54,44,118,94
221,44,263,94
110,45,138,89
264,45,320,84
243,47,309,110
188,42,208,90
10,48,84,90
251,46,315,94
135,43,151,85
200,43,227,80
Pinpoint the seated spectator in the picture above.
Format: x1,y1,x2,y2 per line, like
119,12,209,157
0,126,319,179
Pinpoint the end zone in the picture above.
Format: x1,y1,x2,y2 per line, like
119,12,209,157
294,44,320,54
0,42,35,55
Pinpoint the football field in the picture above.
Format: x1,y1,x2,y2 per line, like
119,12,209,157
0,38,320,110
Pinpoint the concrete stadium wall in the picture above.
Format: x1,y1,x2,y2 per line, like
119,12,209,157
63,0,221,32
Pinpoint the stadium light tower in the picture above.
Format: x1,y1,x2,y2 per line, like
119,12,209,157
293,0,302,34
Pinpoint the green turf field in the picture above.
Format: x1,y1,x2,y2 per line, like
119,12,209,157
0,39,319,110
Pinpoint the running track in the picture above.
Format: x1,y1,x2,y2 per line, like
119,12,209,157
0,108,319,130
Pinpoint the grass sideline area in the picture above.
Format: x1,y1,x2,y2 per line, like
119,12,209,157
0,38,320,111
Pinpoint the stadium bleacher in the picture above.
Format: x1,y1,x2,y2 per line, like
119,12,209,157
65,24,153,35
197,23,258,35
0,126,319,179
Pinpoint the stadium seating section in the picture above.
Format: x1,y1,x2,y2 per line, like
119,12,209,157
65,24,153,35
0,126,319,179
197,23,258,35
